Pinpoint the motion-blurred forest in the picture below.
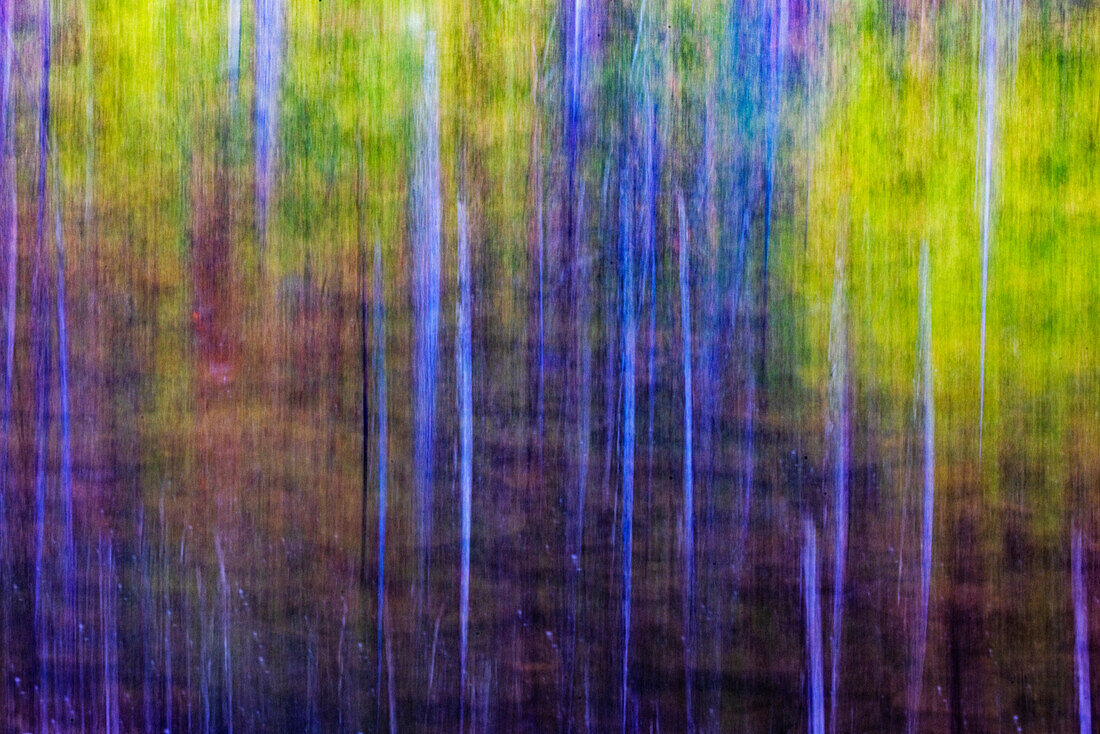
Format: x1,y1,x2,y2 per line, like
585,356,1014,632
0,0,1098,730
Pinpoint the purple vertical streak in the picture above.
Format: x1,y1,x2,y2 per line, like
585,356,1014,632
0,11,14,699
0,0,14,513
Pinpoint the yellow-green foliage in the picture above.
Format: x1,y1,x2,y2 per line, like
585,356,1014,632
786,1,1099,532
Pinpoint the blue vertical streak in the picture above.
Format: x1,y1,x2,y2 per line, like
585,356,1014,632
643,98,657,518
32,2,51,728
51,155,73,526
692,104,718,541
566,179,590,731
677,192,695,733
254,0,283,248
761,0,788,334
827,245,848,734
536,148,545,461
227,0,241,109
908,242,935,733
457,196,473,732
600,156,617,504
977,0,997,465
373,237,388,728
413,33,442,606
52,145,76,721
619,159,636,734
732,203,755,587
196,569,210,734
575,179,590,527
804,519,825,734
561,0,585,512
215,537,233,734
161,494,173,734
1074,528,1092,734
565,0,584,212
32,322,50,734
